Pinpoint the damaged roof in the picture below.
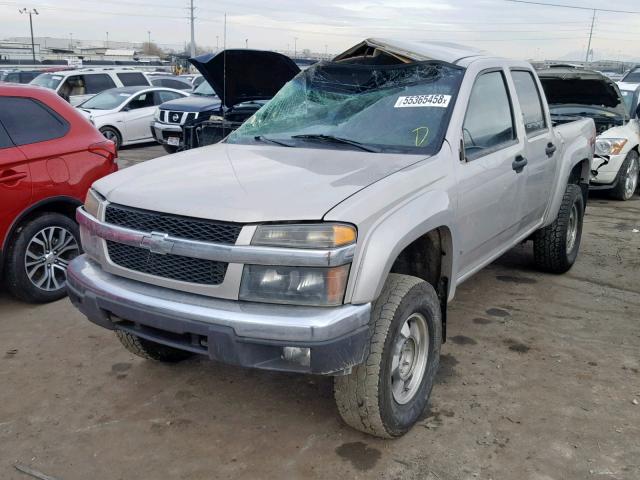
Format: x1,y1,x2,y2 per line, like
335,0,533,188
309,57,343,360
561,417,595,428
334,38,489,65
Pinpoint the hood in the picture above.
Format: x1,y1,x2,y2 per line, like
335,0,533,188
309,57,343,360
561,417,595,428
538,69,626,116
158,94,221,113
93,143,425,223
189,49,300,109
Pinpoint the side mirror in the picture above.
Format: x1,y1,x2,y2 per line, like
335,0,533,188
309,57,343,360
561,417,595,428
121,105,130,112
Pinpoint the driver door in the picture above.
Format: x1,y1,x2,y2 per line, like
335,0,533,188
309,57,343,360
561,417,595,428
122,92,157,141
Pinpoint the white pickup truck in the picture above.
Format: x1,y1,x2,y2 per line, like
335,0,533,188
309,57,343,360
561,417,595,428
67,39,596,438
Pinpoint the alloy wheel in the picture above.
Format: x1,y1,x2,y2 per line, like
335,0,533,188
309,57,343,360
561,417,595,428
24,226,80,292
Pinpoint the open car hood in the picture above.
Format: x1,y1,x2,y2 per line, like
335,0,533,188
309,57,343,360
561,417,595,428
189,49,300,109
538,69,626,116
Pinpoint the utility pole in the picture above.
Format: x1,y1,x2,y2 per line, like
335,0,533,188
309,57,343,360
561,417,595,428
189,0,195,57
105,31,109,48
148,30,151,46
19,8,38,64
585,9,596,64
294,37,298,59
69,33,73,50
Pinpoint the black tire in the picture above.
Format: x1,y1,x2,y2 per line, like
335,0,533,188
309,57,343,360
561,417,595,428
5,213,81,303
533,183,584,274
99,126,122,150
334,274,442,438
162,144,179,154
610,150,639,201
116,331,193,363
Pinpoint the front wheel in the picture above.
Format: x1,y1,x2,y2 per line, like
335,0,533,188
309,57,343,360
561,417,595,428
533,183,584,273
610,150,639,201
99,126,122,150
162,144,179,154
334,274,442,438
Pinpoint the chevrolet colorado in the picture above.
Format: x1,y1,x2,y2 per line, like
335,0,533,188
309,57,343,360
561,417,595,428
67,39,595,438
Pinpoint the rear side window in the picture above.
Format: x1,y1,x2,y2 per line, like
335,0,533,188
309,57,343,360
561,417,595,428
0,97,69,145
4,73,19,83
84,74,116,94
511,70,547,135
117,72,149,87
0,122,13,149
463,71,515,159
162,79,191,90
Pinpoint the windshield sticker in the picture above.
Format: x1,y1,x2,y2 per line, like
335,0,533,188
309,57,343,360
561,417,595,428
412,127,430,147
395,94,451,108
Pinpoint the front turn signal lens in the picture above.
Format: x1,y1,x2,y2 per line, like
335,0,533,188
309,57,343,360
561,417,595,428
252,223,356,249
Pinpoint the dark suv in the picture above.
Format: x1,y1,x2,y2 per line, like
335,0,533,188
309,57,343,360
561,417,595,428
150,49,300,153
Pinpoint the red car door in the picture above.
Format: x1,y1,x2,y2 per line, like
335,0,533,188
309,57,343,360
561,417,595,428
0,122,31,248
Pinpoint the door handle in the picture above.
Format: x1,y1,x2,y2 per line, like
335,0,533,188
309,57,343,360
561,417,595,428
545,142,557,157
0,171,27,184
512,155,528,173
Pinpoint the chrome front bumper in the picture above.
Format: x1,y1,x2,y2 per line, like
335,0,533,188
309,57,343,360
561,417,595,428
67,256,371,374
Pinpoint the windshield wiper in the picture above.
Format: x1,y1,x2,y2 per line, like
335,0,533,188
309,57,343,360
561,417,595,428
254,135,294,147
291,134,380,153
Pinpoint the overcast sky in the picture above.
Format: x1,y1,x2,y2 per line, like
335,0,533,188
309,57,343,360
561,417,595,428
2,0,640,60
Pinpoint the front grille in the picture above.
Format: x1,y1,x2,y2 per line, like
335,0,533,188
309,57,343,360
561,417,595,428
107,241,227,285
105,204,242,244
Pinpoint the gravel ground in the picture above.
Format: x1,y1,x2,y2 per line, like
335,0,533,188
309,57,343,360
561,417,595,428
1,143,639,480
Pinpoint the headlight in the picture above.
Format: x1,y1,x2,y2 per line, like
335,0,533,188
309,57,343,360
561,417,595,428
84,188,102,218
252,223,356,249
595,138,627,156
154,108,161,121
239,264,350,306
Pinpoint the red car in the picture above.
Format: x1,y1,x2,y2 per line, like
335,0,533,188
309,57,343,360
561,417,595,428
0,83,117,302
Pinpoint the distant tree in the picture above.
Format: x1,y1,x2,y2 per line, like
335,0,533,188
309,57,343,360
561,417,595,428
142,41,164,57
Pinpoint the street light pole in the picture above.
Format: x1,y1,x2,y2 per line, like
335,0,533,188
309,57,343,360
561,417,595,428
189,0,196,57
293,37,298,59
585,9,596,64
105,31,109,48
19,8,38,64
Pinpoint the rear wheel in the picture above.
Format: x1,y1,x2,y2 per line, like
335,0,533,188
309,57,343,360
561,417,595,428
334,274,442,438
99,126,122,150
610,150,639,201
116,331,193,363
533,183,584,273
5,213,81,303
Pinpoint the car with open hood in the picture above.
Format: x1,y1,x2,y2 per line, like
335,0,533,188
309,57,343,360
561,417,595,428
538,68,639,200
67,38,595,438
150,49,300,153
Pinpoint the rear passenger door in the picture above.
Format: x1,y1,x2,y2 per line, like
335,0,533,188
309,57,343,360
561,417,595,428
455,69,525,277
509,70,555,229
0,115,31,246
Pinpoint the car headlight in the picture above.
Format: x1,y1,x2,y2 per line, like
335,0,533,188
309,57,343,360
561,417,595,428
154,108,161,121
252,223,356,249
239,264,350,306
84,188,103,218
241,223,356,305
595,138,627,156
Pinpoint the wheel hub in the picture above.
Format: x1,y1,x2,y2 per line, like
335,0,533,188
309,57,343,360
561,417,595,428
24,226,79,292
624,157,639,198
566,203,579,252
391,313,430,405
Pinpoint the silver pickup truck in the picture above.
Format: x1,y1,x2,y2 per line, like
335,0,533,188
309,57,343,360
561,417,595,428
67,39,595,438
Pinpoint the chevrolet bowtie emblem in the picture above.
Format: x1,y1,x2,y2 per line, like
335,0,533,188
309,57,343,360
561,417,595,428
140,232,174,255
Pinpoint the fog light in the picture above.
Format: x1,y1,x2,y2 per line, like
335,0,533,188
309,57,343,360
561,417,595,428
282,347,310,367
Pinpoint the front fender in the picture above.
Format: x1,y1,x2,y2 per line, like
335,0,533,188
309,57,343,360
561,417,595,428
345,189,456,304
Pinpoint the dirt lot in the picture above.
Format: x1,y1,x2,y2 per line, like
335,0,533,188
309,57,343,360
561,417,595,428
1,143,639,480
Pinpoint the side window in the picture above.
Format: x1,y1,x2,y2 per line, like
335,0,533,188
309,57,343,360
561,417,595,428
5,73,19,82
511,71,547,135
127,92,155,110
84,74,116,94
0,97,69,145
165,79,190,90
0,122,13,149
155,91,184,104
117,72,149,87
463,71,515,159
